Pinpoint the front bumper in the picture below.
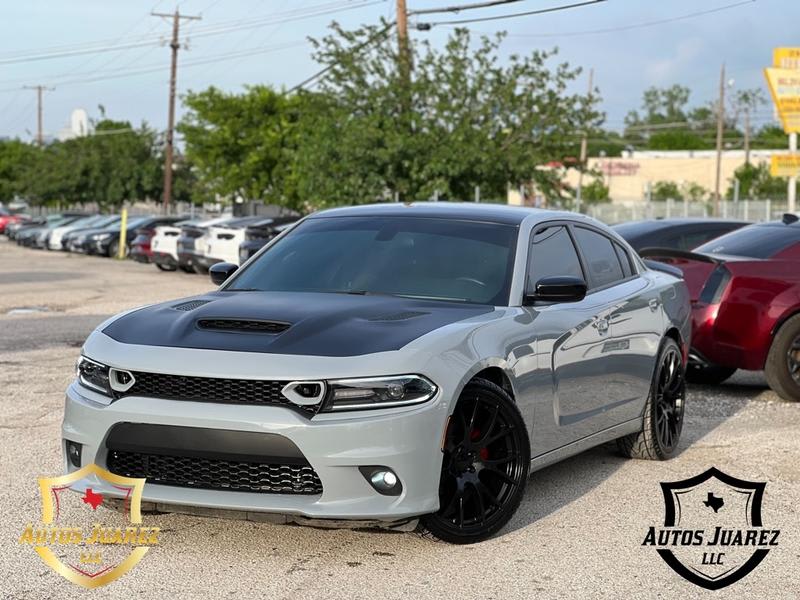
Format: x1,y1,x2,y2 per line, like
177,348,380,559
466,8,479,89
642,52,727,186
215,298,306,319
62,381,445,520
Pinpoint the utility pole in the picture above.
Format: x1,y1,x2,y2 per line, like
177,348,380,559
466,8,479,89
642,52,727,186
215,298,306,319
743,106,751,165
397,0,409,74
23,85,54,146
152,9,201,213
576,68,594,213
713,63,726,216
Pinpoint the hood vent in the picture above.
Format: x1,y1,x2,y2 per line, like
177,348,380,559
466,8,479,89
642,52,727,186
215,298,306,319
368,311,429,322
197,318,290,334
173,299,212,311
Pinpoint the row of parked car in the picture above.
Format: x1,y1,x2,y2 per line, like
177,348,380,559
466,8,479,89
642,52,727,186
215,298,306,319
0,209,298,273
4,204,800,401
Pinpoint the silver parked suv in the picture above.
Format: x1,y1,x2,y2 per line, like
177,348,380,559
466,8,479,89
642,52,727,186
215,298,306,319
64,203,690,543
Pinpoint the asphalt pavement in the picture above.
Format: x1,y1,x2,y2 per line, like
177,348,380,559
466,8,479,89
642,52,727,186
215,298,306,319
1,238,798,599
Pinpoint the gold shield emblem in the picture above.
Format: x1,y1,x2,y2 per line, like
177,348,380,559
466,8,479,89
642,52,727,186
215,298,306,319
20,464,156,589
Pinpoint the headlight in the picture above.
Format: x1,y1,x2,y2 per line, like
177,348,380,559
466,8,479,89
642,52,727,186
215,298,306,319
323,375,437,411
94,233,112,240
76,356,112,395
76,356,135,397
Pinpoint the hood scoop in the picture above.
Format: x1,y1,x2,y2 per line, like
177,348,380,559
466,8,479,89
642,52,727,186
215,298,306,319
173,299,213,311
197,318,290,334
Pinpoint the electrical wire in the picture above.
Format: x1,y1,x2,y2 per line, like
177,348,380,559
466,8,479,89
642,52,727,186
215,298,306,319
409,0,529,16
476,0,754,38
417,0,606,27
0,0,385,65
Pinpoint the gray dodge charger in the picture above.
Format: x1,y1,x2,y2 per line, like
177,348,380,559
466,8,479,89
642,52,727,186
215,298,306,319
64,203,691,543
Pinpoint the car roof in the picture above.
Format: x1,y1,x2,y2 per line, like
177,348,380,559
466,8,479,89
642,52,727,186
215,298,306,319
309,202,579,226
612,218,747,234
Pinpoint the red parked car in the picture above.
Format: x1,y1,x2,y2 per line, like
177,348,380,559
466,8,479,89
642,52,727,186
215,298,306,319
641,214,800,401
0,210,27,234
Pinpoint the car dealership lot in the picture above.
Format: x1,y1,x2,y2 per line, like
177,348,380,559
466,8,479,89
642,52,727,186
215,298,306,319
1,238,799,599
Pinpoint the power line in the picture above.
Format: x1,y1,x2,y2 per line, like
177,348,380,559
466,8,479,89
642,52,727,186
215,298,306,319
477,0,754,38
417,0,606,28
0,1,385,65
285,21,396,94
409,0,529,16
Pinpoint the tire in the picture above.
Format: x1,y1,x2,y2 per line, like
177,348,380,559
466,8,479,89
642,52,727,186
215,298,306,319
179,265,195,274
686,363,736,385
192,264,209,275
618,338,686,460
155,263,177,272
108,240,119,258
419,378,530,544
765,314,800,402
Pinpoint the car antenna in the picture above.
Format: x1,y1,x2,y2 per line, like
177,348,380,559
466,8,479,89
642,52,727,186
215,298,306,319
782,213,799,225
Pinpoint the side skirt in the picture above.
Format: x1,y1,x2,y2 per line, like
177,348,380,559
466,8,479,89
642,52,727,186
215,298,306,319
529,418,641,473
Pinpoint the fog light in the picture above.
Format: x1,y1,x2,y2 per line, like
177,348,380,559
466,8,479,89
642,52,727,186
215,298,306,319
359,466,402,496
66,440,82,468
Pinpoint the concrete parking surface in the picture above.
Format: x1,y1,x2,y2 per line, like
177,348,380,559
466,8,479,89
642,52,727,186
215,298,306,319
1,238,798,599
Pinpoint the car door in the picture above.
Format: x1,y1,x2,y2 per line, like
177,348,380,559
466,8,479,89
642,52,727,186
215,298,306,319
524,223,619,455
569,226,660,433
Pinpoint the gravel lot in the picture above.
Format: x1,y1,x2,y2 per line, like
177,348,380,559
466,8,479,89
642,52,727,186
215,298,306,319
1,238,798,599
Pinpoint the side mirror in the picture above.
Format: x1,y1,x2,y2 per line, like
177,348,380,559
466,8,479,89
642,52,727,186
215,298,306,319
209,262,238,285
525,276,587,304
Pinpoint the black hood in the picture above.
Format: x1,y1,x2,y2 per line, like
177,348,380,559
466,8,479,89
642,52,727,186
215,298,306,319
101,291,493,356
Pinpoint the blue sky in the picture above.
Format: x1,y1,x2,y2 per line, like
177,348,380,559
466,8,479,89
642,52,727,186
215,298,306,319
0,0,795,141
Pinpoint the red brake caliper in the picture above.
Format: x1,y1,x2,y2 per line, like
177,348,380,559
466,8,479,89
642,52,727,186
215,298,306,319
470,429,490,461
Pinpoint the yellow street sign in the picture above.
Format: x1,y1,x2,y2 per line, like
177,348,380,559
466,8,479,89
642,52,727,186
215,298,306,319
770,154,800,177
764,68,800,134
774,47,800,70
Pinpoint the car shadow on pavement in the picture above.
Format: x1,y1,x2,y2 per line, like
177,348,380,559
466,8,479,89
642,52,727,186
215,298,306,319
501,372,766,536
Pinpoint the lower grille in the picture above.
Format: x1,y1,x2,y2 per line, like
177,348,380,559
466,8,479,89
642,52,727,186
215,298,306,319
107,451,323,495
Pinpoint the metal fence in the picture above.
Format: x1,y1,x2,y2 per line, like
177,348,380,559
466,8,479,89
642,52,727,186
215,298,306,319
586,200,789,224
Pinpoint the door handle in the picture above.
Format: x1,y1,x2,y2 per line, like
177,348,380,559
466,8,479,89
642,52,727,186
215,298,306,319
649,298,660,312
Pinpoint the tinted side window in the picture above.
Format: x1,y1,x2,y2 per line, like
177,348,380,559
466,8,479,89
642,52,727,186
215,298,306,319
613,242,633,277
528,226,583,290
694,225,800,258
573,227,624,289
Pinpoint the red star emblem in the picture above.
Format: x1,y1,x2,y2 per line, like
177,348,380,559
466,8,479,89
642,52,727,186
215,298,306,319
81,488,104,510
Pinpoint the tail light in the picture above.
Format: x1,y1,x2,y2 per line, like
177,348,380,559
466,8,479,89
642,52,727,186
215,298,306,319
698,265,731,305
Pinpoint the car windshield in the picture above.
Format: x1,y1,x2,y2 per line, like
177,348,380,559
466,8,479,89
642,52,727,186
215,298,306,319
228,216,518,305
694,224,800,258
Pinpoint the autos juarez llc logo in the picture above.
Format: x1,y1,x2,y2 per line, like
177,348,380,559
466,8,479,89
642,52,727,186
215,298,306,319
643,467,780,590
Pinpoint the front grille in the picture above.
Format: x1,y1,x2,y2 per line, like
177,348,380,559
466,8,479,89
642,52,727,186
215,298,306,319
107,451,323,494
197,318,290,333
123,372,319,415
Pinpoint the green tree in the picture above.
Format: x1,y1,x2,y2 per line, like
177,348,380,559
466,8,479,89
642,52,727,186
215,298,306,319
581,176,610,203
726,162,788,200
179,85,305,209
0,139,39,201
293,23,602,206
651,180,682,202
21,119,163,210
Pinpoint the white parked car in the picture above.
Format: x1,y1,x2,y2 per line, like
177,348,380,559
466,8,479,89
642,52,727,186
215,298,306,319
196,217,264,270
151,222,196,271
48,215,110,250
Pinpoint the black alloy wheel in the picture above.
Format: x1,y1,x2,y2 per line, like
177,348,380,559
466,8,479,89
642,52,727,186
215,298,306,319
654,344,685,454
765,314,800,402
618,338,685,460
789,335,800,384
420,378,530,544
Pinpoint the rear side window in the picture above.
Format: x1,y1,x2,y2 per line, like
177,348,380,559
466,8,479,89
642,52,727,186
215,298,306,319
613,242,633,278
694,225,800,258
573,227,624,289
528,226,583,289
